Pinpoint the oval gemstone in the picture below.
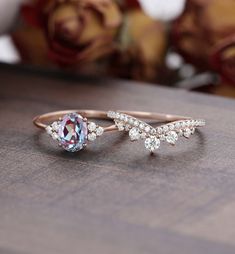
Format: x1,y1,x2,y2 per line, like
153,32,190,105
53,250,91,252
58,113,88,152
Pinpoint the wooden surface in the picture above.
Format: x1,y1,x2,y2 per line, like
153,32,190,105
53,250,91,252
0,66,235,254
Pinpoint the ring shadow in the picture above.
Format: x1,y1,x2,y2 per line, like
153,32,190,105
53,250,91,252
130,130,206,172
33,129,206,172
33,130,128,159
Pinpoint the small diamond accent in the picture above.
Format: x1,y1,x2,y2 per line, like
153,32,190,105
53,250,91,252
96,127,104,136
191,128,195,134
129,118,134,125
120,114,125,121
134,120,139,127
169,124,174,131
52,132,59,140
52,122,59,131
88,122,96,132
175,122,180,129
129,127,140,141
107,111,114,118
166,131,178,145
125,124,131,131
163,125,169,133
186,120,191,127
116,121,125,131
145,126,150,133
157,127,162,134
159,135,166,141
178,129,183,136
139,123,145,129
183,128,191,138
145,136,160,152
150,129,156,135
181,122,186,128
46,126,52,135
88,132,96,141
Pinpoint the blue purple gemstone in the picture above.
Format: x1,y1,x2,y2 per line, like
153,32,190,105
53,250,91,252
58,113,88,152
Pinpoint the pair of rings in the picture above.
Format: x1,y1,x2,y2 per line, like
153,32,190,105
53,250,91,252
33,110,205,153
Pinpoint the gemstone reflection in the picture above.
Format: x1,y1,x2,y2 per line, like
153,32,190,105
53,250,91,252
58,113,87,152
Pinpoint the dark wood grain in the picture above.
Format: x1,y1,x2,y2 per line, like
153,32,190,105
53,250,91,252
0,66,235,254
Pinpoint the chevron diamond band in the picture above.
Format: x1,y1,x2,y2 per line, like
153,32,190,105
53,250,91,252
107,111,205,152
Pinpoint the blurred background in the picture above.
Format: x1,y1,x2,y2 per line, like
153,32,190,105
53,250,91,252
0,0,235,98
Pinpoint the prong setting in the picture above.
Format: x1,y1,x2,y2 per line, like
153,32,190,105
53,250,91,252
87,122,104,142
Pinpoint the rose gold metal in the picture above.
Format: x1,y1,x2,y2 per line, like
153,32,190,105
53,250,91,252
33,109,191,133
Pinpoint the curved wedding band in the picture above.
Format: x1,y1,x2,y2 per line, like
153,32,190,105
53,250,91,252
33,109,205,152
108,111,205,152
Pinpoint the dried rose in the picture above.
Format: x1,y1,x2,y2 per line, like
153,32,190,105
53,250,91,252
110,9,167,82
21,0,122,66
210,37,235,85
11,25,50,67
172,0,235,85
118,0,141,10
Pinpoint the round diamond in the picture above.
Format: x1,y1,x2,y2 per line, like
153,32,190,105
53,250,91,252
125,124,131,131
183,128,191,138
175,122,180,129
139,123,145,129
52,132,59,140
117,121,125,131
191,128,195,134
168,124,174,131
145,126,150,133
129,118,134,125
52,122,59,131
120,114,125,121
58,113,87,152
166,131,178,145
134,120,139,127
163,125,169,133
46,126,52,135
129,127,140,141
107,111,114,118
178,129,183,136
124,115,128,122
88,122,96,132
140,132,147,139
88,132,96,141
157,127,162,134
145,136,160,152
96,126,104,136
150,128,156,135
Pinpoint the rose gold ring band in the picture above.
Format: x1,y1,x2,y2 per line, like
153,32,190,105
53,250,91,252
33,109,190,131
